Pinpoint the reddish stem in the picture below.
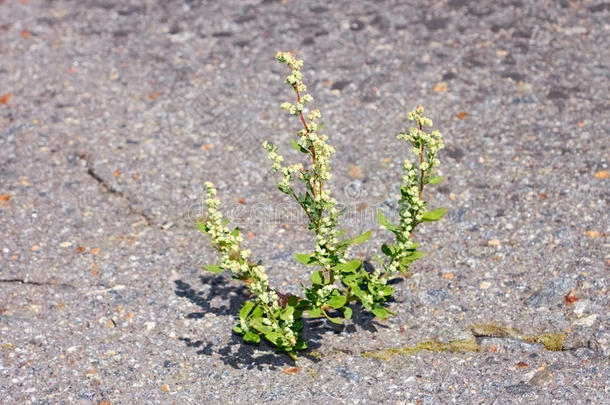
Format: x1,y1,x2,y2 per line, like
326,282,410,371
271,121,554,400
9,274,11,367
418,123,425,199
293,84,320,198
294,84,330,279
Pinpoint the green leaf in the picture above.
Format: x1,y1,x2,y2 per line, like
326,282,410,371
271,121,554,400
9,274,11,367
304,287,317,303
202,264,223,273
371,306,389,319
377,211,397,231
421,207,447,222
278,182,293,195
406,242,420,251
295,253,316,265
293,319,304,332
327,295,347,309
382,285,395,295
381,243,393,257
233,324,244,334
250,318,272,334
349,284,364,298
343,306,353,320
251,304,264,319
332,260,361,274
293,340,307,351
294,298,309,311
280,305,295,321
297,192,314,207
341,230,372,247
308,307,322,317
263,331,285,346
291,139,309,154
400,250,424,265
196,221,207,233
428,175,443,185
243,330,261,343
311,271,324,285
286,295,300,308
398,263,410,274
239,301,255,320
230,227,240,237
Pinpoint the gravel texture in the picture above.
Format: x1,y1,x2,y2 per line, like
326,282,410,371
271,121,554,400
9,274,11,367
1,0,609,403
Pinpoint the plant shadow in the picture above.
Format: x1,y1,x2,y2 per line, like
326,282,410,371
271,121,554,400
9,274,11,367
175,275,319,369
174,267,398,368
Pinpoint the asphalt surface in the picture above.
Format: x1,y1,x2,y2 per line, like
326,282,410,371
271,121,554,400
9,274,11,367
1,0,608,403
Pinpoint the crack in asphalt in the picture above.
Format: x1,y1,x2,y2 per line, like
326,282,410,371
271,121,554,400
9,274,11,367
0,278,74,288
75,152,154,226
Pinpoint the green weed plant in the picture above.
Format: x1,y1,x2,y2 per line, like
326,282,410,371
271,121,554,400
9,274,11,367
198,51,445,359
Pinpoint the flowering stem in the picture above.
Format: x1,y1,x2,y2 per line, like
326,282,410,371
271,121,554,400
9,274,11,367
418,122,425,200
293,84,320,200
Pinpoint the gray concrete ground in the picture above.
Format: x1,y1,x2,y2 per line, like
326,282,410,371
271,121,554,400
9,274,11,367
1,0,609,403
